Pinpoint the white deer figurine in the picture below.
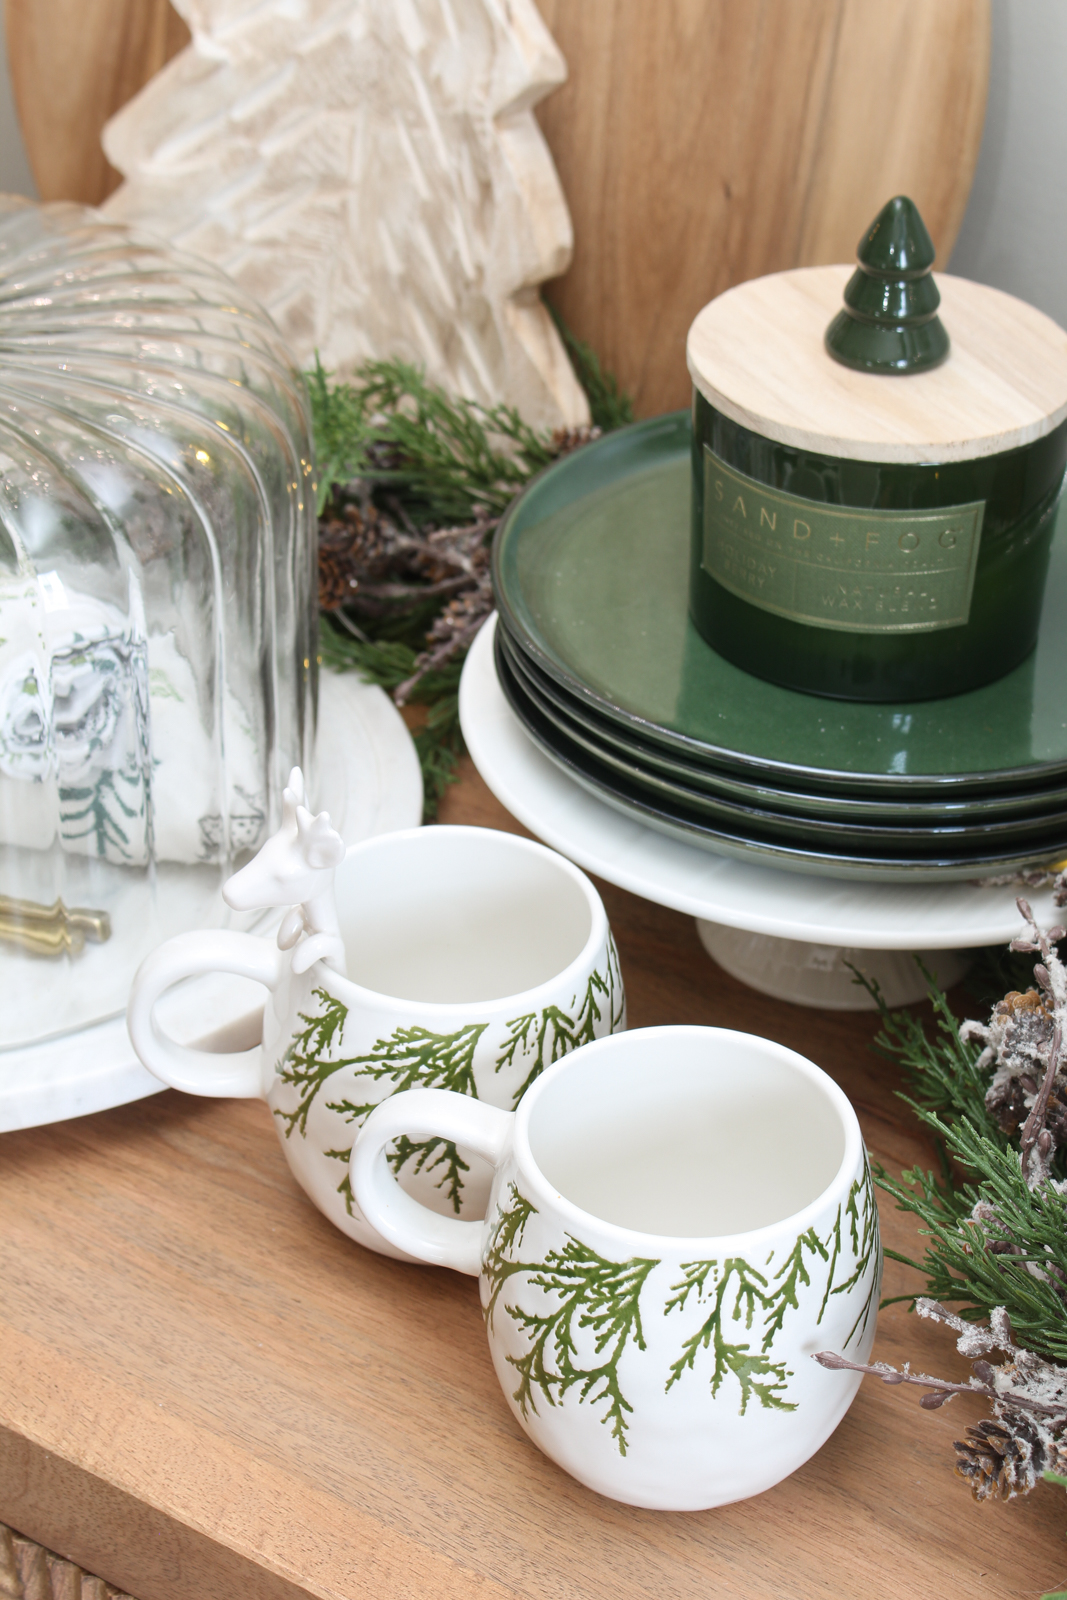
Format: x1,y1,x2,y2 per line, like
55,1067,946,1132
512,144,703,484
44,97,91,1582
223,768,347,975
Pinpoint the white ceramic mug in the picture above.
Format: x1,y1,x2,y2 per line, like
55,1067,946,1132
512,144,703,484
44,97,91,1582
127,826,624,1257
351,1025,881,1508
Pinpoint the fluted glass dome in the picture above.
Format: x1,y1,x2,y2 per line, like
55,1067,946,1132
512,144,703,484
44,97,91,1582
0,199,317,1048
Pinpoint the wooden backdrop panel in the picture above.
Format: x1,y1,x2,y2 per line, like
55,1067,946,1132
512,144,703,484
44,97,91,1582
6,0,989,418
6,0,190,206
534,0,991,415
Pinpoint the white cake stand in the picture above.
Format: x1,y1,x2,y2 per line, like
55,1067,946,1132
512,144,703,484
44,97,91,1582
0,670,423,1132
460,616,1057,1010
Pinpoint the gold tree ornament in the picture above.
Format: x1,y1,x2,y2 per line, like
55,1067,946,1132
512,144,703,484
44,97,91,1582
100,0,589,431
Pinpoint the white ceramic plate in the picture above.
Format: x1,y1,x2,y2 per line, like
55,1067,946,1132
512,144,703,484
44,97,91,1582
460,615,1058,951
0,670,423,1132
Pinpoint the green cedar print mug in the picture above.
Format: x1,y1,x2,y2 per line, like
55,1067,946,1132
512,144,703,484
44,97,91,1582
128,824,624,1258
351,1025,881,1508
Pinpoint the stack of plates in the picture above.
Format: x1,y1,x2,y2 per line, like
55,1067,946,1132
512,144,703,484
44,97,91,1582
490,413,1067,884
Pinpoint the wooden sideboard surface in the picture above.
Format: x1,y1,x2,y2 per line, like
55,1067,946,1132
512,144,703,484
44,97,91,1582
1,761,1063,1600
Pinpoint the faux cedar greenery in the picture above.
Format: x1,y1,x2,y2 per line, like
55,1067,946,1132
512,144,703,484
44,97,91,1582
829,892,1067,1593
306,315,633,819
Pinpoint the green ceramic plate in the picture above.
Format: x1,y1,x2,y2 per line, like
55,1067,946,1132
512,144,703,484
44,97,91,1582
491,413,1067,798
497,618,1067,825
493,632,1067,882
498,623,1067,842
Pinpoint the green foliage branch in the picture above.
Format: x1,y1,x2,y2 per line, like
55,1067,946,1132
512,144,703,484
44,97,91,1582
307,326,634,819
307,355,561,522
833,898,1067,1571
853,961,1067,1348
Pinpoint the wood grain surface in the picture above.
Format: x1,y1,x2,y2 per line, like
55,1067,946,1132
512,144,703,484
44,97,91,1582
6,0,189,205
688,266,1067,462
6,0,989,424
1,759,1065,1599
534,0,991,417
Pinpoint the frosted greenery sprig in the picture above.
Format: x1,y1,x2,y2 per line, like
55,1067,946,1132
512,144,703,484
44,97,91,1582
824,891,1067,1536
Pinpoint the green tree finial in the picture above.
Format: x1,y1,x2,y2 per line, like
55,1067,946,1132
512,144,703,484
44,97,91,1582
825,195,950,374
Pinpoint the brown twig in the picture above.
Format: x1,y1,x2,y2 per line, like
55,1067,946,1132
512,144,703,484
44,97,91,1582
393,600,492,705
812,1350,1066,1418
353,575,473,603
1020,1020,1063,1182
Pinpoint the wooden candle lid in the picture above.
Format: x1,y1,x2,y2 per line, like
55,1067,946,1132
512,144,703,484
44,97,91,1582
687,265,1067,464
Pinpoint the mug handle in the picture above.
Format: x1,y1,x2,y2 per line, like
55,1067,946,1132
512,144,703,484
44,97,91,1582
127,930,285,1099
351,1089,513,1274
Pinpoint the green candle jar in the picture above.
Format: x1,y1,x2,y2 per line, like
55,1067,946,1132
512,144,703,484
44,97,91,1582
686,205,1067,702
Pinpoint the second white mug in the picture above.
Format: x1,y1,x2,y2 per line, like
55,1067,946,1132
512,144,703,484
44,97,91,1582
351,1025,881,1507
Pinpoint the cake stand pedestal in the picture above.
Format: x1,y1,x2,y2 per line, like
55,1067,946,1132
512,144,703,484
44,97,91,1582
693,923,969,1009
460,616,1051,1010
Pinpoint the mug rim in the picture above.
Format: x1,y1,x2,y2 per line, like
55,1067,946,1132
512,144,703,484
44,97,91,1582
509,1024,864,1253
314,824,610,1015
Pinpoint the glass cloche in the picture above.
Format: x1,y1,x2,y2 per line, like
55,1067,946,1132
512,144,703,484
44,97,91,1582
0,199,317,1049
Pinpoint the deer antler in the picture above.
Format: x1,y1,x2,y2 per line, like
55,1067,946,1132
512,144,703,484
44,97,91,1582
296,806,346,870
281,767,306,829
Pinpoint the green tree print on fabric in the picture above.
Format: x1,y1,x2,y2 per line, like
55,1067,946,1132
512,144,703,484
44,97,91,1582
495,936,625,1107
60,764,145,862
482,1183,659,1453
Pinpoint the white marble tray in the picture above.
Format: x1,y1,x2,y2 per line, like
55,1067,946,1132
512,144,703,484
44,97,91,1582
0,670,423,1132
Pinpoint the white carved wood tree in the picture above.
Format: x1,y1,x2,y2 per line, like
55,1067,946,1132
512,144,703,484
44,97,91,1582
101,0,588,430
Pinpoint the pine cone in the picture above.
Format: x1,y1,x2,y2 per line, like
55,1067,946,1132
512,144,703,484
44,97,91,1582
548,424,602,458
997,988,1049,1017
317,503,419,611
318,522,362,610
954,1412,1045,1500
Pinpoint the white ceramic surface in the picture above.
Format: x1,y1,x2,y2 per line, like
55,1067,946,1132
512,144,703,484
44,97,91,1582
460,615,1060,951
351,1025,880,1509
127,825,624,1259
0,669,423,1133
696,923,971,1010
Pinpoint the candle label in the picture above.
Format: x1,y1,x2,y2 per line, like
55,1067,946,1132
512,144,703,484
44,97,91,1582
702,446,984,632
